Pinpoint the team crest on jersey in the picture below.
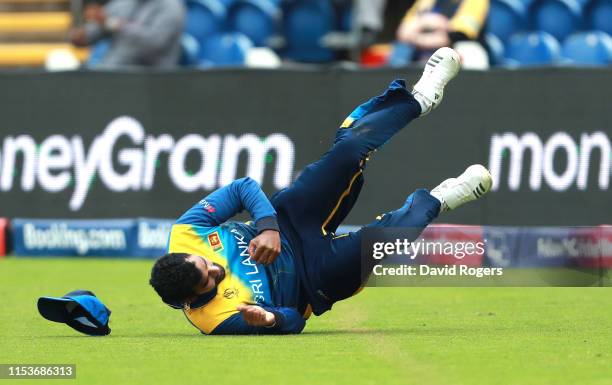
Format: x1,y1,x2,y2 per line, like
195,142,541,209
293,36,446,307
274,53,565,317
207,231,223,251
223,287,239,299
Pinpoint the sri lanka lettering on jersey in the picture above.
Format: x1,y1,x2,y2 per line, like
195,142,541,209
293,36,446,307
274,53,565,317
232,228,267,303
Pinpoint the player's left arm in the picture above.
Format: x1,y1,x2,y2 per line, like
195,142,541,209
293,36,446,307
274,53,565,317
209,305,306,335
176,177,281,263
177,177,276,228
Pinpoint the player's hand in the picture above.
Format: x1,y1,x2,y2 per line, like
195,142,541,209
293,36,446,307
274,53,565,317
248,230,281,265
236,304,276,327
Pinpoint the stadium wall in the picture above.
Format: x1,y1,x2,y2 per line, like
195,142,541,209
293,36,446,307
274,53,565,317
0,68,610,225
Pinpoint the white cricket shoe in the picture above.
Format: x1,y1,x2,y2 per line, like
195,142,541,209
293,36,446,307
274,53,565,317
430,164,492,213
412,47,461,116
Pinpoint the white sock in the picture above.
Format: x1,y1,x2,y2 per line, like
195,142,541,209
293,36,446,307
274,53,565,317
411,90,429,115
429,189,448,214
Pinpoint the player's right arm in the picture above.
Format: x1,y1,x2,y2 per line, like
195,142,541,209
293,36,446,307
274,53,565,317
209,305,306,335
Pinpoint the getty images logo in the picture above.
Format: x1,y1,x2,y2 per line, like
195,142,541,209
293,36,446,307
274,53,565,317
0,116,295,210
489,131,610,191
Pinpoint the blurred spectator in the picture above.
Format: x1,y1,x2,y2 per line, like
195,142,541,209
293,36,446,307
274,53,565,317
71,0,185,68
396,0,489,62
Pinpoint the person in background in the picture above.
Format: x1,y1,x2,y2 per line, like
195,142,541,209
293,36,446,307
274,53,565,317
395,0,489,62
70,0,185,68
353,0,388,48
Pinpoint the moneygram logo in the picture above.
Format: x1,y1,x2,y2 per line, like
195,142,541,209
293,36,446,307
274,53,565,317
489,131,610,191
0,116,295,210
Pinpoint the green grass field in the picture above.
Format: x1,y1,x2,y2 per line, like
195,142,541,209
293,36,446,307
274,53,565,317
1,257,612,385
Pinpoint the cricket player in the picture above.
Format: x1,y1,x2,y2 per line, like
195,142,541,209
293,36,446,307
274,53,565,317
149,47,492,335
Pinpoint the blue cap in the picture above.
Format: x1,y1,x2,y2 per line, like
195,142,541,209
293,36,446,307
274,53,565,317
37,290,111,336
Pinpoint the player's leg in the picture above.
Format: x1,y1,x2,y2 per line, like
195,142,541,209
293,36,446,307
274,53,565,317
273,47,461,236
273,79,420,236
322,47,462,232
309,164,493,306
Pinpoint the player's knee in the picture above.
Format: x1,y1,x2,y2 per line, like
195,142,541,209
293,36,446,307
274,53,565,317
334,127,351,144
334,137,368,164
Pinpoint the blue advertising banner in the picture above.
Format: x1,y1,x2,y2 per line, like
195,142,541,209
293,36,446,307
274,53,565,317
10,219,612,269
132,218,173,258
12,219,136,257
483,226,611,268
12,218,174,258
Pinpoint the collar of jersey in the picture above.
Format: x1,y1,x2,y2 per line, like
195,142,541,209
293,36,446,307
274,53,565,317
167,287,217,310
189,288,218,309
